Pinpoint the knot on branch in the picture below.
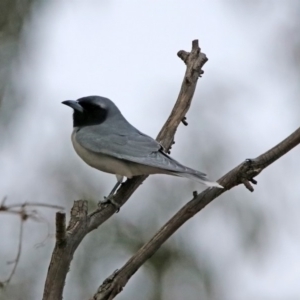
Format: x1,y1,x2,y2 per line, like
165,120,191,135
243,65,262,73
92,270,124,300
67,200,88,232
236,159,262,192
177,50,189,63
181,117,188,126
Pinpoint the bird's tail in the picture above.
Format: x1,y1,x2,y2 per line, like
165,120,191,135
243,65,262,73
170,170,223,188
158,151,223,188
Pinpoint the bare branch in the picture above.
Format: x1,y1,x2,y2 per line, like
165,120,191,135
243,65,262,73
88,39,208,227
43,200,89,300
0,201,64,215
7,202,64,210
43,39,208,300
92,127,300,300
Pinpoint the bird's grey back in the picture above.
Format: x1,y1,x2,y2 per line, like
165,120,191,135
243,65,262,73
76,120,206,178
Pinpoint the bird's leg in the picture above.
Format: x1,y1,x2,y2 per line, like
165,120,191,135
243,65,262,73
108,181,122,198
100,175,124,212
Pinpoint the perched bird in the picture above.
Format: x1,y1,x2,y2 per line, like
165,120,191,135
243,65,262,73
62,96,222,199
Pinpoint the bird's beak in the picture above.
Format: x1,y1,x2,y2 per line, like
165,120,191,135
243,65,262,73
61,100,84,113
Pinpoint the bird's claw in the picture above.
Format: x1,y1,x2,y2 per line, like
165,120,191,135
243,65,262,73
100,195,121,213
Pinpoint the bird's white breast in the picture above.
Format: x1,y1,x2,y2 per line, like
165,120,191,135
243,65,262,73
71,128,133,178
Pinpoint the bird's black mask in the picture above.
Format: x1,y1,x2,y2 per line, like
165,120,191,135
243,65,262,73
62,98,108,127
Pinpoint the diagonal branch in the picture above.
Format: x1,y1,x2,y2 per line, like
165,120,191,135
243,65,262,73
42,40,208,300
92,127,300,300
88,39,208,229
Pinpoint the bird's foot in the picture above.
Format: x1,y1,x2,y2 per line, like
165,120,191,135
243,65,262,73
100,195,121,213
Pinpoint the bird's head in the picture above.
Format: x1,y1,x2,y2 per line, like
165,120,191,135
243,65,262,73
62,95,120,127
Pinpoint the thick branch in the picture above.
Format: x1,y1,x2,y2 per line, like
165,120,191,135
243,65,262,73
43,40,207,300
92,127,300,300
43,200,88,300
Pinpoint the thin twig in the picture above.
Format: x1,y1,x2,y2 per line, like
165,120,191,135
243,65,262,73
0,200,64,286
1,217,23,286
7,202,64,210
0,202,64,213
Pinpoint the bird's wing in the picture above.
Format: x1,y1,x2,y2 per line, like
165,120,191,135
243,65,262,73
76,124,160,157
75,125,198,174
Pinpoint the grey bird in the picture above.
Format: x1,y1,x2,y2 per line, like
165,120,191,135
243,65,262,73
62,96,222,199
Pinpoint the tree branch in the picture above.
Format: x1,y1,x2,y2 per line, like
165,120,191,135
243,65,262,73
42,40,208,300
92,127,300,300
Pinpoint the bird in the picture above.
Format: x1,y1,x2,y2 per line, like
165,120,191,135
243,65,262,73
62,95,222,201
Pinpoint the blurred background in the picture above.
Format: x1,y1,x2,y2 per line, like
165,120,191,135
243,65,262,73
0,1,300,299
